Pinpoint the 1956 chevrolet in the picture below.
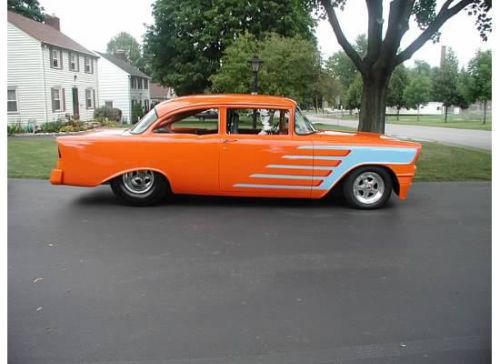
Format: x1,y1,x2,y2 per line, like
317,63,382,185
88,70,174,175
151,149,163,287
50,94,421,209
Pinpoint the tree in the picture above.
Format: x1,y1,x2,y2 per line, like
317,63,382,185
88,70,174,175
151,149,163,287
466,49,491,124
210,33,320,106
386,65,409,120
106,32,144,71
404,75,432,121
324,34,367,106
317,0,492,133
432,48,468,122
144,0,315,95
344,73,363,112
8,0,44,21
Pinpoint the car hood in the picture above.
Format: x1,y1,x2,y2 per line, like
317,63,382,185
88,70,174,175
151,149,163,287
315,130,421,149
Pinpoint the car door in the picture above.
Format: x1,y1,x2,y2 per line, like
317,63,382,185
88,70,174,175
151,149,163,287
219,106,314,198
146,107,221,195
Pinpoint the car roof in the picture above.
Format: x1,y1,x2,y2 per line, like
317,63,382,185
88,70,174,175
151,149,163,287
155,94,297,116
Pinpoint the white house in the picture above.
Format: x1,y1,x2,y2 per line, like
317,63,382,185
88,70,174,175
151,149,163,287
96,52,151,123
7,11,99,125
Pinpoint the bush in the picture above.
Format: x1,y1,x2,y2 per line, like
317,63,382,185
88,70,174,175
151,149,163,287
100,119,120,128
131,103,145,123
39,121,63,133
94,106,122,122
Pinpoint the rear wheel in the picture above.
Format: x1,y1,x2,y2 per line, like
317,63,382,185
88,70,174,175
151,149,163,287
110,170,169,206
342,166,392,209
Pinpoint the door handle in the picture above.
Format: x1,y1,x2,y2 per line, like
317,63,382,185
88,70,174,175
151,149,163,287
223,139,238,143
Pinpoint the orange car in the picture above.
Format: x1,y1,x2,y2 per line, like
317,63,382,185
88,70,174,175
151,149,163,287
50,94,421,209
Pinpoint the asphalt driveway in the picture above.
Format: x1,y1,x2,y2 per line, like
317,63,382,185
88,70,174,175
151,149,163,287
306,114,492,151
8,180,491,363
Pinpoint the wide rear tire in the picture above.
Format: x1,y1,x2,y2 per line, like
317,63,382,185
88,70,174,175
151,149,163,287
342,166,392,210
110,170,169,206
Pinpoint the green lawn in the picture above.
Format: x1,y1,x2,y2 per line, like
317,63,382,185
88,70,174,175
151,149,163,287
8,137,58,179
385,115,492,131
8,135,491,182
308,113,492,131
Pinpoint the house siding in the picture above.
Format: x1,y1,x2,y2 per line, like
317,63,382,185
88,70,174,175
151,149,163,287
41,45,99,121
7,22,45,125
97,57,131,123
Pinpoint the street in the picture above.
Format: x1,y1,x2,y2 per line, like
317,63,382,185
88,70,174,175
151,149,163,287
8,179,491,363
306,114,492,151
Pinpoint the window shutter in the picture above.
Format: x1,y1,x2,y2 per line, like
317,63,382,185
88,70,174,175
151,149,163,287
62,88,66,111
92,89,96,109
51,88,55,112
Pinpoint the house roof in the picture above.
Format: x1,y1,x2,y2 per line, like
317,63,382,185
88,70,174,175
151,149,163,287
7,11,96,57
96,52,151,79
150,83,174,98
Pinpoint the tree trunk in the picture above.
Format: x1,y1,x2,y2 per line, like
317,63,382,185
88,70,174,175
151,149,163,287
483,100,487,124
444,105,448,123
358,70,391,133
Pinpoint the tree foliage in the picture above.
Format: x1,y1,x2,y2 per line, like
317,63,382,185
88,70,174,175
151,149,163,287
210,33,330,106
432,48,467,121
145,0,316,95
344,73,363,111
403,75,432,121
316,0,492,133
386,65,409,119
106,32,145,72
466,49,491,123
324,34,367,106
8,0,44,22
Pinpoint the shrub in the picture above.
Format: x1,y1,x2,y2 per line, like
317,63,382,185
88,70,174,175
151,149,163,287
131,103,145,123
94,106,122,122
40,121,63,133
100,119,120,128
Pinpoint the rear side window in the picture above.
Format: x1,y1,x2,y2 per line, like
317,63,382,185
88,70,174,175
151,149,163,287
129,108,158,134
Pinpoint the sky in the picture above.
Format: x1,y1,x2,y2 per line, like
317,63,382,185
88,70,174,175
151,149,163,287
40,0,490,69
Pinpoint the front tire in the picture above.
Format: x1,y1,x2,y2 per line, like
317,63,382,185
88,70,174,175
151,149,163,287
342,166,392,209
110,170,169,206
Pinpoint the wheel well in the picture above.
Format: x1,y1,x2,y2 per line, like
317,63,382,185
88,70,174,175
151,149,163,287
331,164,400,196
102,169,172,191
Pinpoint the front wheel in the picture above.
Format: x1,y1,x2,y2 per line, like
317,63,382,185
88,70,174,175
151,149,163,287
342,166,392,209
110,170,169,206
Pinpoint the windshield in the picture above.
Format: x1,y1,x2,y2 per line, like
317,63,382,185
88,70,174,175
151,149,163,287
129,107,158,134
294,107,317,135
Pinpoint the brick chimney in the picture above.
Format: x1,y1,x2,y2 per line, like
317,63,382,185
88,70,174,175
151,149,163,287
45,15,60,31
113,49,129,63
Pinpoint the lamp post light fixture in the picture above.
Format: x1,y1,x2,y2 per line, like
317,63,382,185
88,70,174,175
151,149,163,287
248,55,263,129
248,55,263,95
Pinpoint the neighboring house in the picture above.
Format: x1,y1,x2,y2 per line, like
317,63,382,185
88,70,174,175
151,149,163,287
386,102,448,116
96,52,151,123
150,83,176,106
7,11,99,125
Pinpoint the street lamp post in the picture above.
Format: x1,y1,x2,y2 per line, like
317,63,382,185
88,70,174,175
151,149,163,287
248,55,263,129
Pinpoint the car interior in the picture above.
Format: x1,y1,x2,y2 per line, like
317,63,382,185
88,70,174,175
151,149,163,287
227,108,289,135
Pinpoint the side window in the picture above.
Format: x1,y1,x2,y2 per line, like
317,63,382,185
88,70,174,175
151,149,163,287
154,108,219,135
227,108,289,135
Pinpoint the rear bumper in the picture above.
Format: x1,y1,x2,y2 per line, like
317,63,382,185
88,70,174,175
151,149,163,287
50,168,63,185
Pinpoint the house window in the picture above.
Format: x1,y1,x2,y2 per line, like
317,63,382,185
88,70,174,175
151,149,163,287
130,77,136,89
86,88,96,109
69,52,79,71
51,88,62,111
8,88,18,113
138,78,142,89
105,101,113,108
144,79,148,89
50,48,62,69
84,57,93,73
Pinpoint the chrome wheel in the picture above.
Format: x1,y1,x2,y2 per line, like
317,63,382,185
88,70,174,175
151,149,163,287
353,171,385,205
122,170,155,194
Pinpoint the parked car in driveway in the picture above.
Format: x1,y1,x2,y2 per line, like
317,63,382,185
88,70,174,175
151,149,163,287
50,94,421,209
